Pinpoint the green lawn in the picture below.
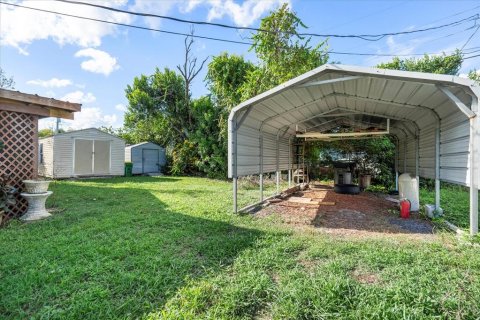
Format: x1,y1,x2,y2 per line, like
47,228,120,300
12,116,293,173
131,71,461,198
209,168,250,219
419,183,478,229
1,177,479,319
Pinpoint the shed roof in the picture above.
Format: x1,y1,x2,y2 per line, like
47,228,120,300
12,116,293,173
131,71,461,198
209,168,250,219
39,127,125,141
126,142,163,149
0,88,81,120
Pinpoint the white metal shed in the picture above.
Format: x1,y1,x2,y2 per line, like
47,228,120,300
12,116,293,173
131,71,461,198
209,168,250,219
38,128,126,178
228,64,480,235
125,142,166,174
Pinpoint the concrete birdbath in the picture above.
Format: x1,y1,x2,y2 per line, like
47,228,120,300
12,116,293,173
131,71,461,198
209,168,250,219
20,180,53,221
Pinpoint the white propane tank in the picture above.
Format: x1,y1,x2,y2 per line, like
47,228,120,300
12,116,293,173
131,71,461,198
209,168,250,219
398,173,419,211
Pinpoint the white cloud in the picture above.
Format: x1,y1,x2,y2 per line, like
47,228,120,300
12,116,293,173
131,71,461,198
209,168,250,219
129,0,178,29
115,103,127,112
365,35,428,66
183,0,290,27
1,0,284,54
39,107,121,130
67,107,118,129
27,78,73,88
0,0,132,54
75,48,119,76
61,90,96,104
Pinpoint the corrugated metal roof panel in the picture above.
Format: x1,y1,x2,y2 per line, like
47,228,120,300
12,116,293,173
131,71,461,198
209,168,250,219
229,64,479,186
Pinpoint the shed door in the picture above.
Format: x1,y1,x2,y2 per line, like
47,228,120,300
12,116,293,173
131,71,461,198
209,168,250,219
93,140,110,174
74,139,93,175
142,149,159,173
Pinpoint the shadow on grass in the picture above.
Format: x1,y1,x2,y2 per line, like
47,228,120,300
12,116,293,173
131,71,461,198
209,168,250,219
0,182,263,319
74,176,183,184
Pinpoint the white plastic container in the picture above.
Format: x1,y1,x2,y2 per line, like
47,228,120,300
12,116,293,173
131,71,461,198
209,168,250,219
343,172,352,184
398,173,419,211
425,204,435,218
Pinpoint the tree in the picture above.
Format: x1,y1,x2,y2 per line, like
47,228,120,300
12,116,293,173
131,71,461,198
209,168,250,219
38,128,67,138
0,68,15,89
38,128,55,138
190,96,229,177
468,69,480,85
98,126,135,144
124,68,188,147
206,53,256,111
377,50,463,75
177,30,208,127
241,3,329,99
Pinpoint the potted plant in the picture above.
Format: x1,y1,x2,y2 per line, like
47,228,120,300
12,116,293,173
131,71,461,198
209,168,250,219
0,174,17,224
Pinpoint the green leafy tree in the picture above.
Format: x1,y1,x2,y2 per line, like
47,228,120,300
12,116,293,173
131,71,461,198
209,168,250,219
98,126,135,144
241,3,329,99
0,67,15,89
468,69,480,85
377,50,463,75
190,96,229,177
124,68,189,146
206,53,256,111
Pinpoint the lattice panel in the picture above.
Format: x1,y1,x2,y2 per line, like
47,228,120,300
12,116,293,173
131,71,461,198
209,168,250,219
0,110,38,221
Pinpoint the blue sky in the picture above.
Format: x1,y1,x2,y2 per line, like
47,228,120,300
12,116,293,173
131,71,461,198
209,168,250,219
1,0,479,131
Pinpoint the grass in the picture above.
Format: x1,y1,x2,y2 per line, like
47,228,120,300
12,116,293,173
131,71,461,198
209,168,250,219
0,176,479,319
419,183,478,229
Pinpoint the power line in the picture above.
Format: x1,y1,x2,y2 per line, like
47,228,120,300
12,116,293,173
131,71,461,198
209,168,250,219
55,0,479,42
327,49,478,57
461,25,480,50
0,1,251,46
464,53,480,60
1,1,478,59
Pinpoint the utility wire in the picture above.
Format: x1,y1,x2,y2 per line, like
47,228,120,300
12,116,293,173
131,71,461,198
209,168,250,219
461,25,480,50
55,0,479,41
1,1,478,59
0,1,252,45
464,53,480,60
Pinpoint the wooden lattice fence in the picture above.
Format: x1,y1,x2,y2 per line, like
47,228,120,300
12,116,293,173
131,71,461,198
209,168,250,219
0,110,39,220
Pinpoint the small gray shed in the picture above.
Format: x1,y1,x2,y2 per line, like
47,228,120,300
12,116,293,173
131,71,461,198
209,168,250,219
125,142,166,174
39,128,126,178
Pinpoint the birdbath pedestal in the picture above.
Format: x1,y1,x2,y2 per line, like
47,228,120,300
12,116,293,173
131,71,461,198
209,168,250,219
20,191,53,221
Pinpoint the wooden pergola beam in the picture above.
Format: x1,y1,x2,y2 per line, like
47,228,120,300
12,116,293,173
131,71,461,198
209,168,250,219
0,102,74,120
0,89,81,113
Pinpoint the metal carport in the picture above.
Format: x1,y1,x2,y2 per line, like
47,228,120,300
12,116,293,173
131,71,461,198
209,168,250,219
228,64,480,236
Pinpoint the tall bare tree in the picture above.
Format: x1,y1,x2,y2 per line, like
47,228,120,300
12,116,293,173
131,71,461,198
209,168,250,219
177,29,208,127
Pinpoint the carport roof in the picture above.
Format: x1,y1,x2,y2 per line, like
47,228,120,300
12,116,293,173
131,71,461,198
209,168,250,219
229,64,479,138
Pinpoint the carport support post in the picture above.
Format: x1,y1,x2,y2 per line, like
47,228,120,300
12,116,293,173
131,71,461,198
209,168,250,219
415,131,419,184
470,116,479,236
259,131,264,202
276,133,280,194
435,126,441,210
233,177,237,213
232,118,238,213
288,137,292,187
395,137,399,191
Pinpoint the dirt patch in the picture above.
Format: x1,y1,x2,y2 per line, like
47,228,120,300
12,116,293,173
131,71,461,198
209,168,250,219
256,184,436,240
351,268,380,285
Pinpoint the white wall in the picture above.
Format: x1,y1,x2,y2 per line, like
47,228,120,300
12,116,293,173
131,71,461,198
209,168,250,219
38,136,54,177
